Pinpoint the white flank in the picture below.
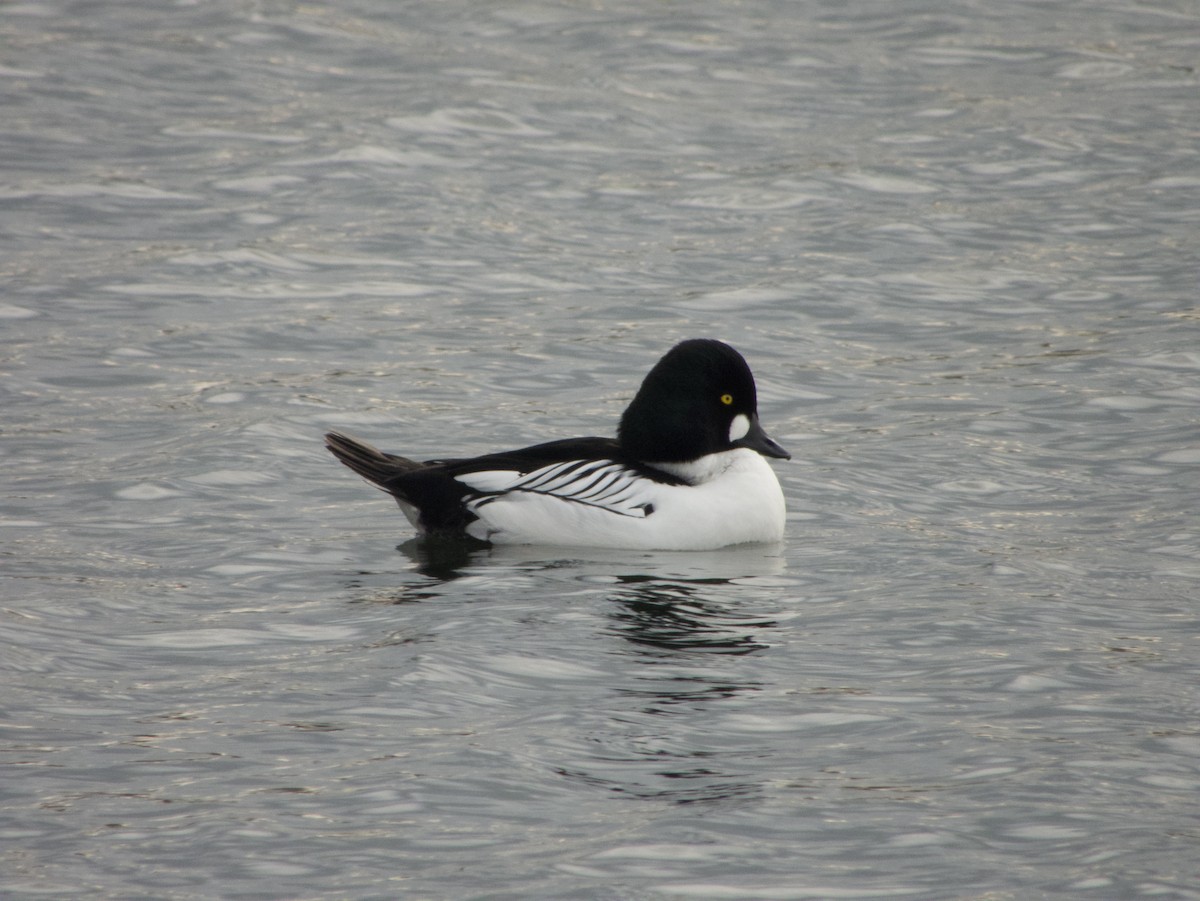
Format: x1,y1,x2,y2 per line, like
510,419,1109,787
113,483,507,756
459,449,785,550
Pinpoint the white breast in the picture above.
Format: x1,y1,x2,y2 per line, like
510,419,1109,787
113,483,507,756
458,450,785,550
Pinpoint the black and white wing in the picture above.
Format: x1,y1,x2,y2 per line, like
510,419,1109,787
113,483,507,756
456,458,659,518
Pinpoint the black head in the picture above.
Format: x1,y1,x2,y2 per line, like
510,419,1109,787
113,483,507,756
617,339,790,464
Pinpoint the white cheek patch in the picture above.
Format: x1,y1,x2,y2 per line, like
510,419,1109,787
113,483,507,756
728,413,750,443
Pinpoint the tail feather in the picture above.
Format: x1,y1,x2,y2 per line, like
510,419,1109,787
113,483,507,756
324,430,425,491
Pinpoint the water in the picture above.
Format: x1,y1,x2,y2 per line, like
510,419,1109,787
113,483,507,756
3,0,1199,897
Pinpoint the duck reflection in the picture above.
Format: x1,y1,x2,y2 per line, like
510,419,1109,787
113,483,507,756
338,540,485,605
390,538,786,586
552,761,763,805
591,572,782,803
396,537,490,581
608,574,778,656
340,544,786,806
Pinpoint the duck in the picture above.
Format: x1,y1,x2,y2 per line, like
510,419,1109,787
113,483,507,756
324,338,789,550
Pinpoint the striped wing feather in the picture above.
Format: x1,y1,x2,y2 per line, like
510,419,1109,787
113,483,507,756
458,459,655,518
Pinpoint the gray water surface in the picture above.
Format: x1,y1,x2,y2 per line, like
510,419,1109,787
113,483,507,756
3,1,1199,898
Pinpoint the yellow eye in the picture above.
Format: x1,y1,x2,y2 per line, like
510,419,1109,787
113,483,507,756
720,393,733,406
